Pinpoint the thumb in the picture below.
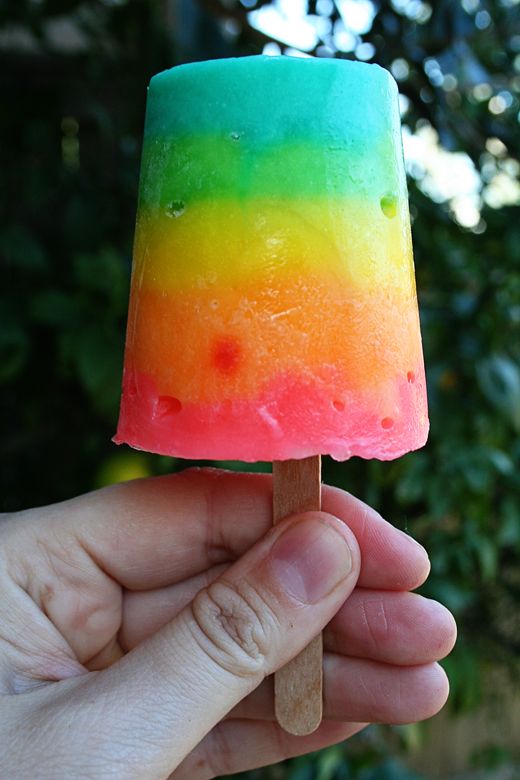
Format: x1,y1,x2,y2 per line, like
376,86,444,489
48,512,359,777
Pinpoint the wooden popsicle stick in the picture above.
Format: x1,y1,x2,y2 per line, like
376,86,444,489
272,455,323,736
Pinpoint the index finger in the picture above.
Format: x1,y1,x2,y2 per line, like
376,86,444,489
52,469,429,592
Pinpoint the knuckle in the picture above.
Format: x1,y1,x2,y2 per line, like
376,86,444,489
190,578,278,679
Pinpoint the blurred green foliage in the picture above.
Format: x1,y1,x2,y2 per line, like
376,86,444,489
2,0,520,777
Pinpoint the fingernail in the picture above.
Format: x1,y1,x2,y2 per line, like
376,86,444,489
269,514,353,604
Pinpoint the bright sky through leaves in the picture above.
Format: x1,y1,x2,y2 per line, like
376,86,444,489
248,0,520,229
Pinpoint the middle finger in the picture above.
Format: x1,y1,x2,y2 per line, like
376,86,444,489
121,580,455,668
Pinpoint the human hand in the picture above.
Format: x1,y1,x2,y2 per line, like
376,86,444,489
0,469,455,779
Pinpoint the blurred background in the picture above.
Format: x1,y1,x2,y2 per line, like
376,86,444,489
2,0,520,777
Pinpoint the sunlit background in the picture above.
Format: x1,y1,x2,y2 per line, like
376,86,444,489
246,0,520,231
2,0,520,778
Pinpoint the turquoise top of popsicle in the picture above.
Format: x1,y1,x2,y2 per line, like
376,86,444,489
139,56,405,206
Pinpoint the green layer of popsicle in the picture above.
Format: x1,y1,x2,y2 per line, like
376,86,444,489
138,133,405,208
139,56,404,208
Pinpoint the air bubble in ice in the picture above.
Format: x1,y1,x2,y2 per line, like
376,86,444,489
380,194,397,219
156,396,182,416
166,200,185,218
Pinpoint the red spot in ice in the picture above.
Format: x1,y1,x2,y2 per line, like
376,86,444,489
381,417,394,429
212,336,241,375
333,399,345,412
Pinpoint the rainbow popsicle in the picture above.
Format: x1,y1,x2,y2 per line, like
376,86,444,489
114,56,428,462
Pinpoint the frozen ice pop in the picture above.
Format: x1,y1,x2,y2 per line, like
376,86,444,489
114,56,428,462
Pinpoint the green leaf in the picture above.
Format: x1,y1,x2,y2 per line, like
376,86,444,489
477,355,520,432
0,322,29,383
30,291,80,327
72,325,123,418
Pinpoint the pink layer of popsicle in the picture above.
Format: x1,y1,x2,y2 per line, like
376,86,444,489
114,367,428,462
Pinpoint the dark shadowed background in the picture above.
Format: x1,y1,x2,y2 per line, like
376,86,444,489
2,0,520,777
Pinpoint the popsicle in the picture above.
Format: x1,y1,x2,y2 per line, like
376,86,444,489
114,55,428,734
114,56,427,463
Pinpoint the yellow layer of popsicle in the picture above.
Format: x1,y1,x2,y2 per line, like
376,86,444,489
132,198,415,293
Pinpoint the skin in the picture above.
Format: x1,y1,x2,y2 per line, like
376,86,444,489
0,469,456,779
